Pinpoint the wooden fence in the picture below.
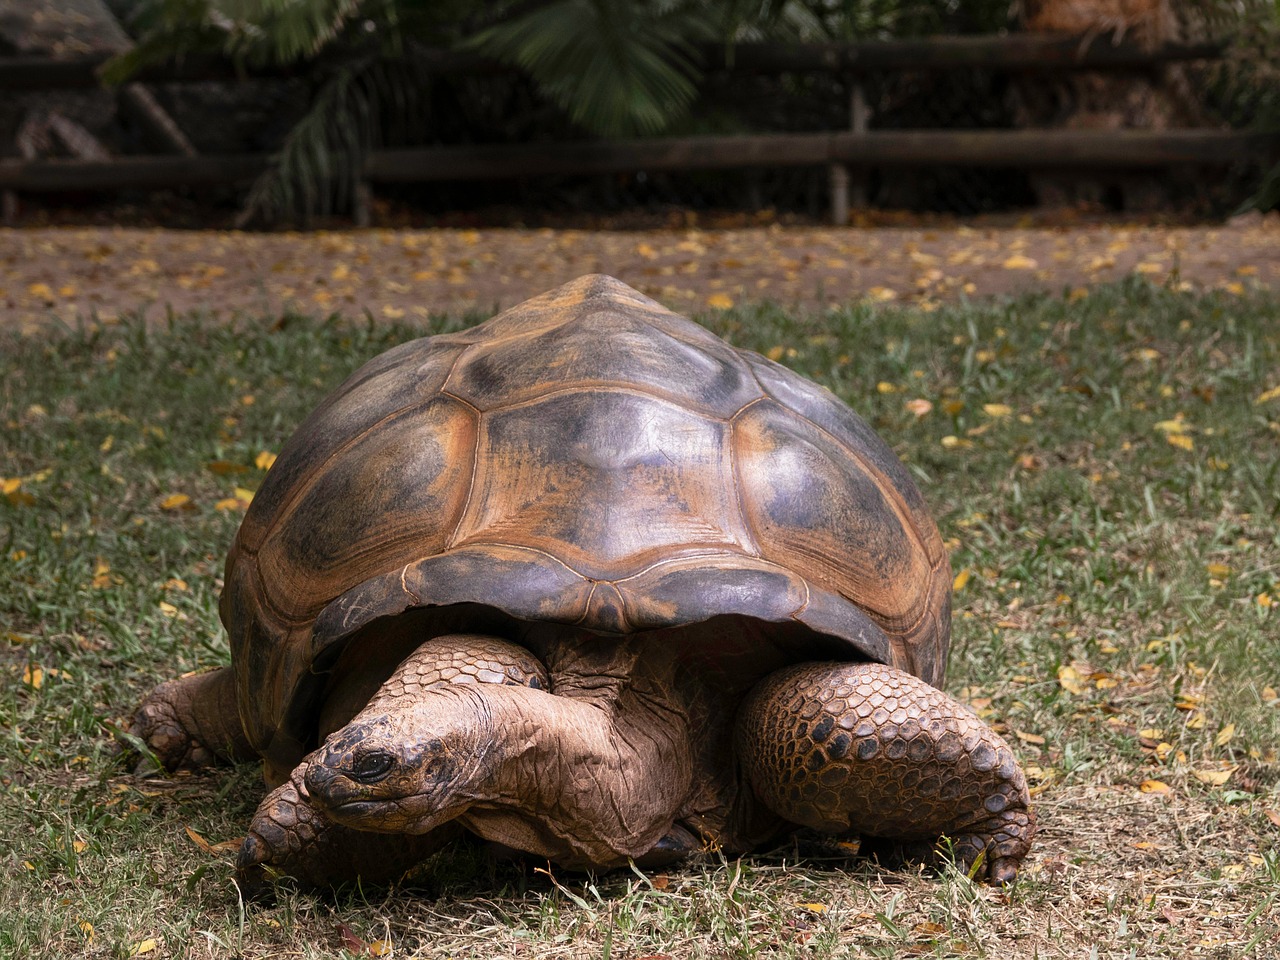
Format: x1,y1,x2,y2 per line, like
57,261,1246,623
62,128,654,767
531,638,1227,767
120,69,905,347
2,34,1277,224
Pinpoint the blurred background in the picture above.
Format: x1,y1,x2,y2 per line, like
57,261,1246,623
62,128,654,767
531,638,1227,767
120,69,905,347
1,0,1277,228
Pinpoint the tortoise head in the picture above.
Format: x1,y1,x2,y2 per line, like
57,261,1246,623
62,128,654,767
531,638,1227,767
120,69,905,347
303,693,496,834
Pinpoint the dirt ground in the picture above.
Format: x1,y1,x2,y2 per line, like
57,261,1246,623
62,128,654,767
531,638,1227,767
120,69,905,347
2,213,1277,332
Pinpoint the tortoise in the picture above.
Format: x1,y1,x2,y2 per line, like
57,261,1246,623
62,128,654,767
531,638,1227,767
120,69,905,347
132,274,1034,890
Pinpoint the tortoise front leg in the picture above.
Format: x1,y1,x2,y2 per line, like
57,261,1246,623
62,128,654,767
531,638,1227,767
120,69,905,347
736,662,1034,884
131,667,255,771
236,760,460,893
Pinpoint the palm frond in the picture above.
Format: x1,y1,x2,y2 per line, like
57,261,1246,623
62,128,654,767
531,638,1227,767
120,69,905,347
466,0,714,138
238,65,372,225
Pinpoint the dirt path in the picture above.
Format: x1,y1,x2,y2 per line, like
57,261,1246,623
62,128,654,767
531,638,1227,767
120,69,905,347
2,216,1276,332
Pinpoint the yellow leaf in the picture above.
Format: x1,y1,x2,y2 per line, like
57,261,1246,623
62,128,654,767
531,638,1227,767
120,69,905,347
132,939,157,956
1166,434,1194,451
1154,419,1191,434
165,578,188,592
796,903,827,914
1206,562,1230,578
941,435,973,449
213,498,242,512
72,840,87,853
1057,664,1087,696
160,493,191,511
1015,730,1046,745
705,293,734,310
185,825,213,854
1140,779,1172,794
1192,769,1233,787
982,403,1012,418
331,263,350,281
1,478,20,495
382,305,406,319
91,558,113,589
866,286,896,302
158,601,180,618
369,940,393,957
1259,593,1273,608
876,381,897,394
1186,712,1206,730
233,487,255,504
205,460,247,476
1002,254,1037,270
766,346,786,361
952,568,971,592
23,665,43,689
28,282,55,299
255,450,278,471
1255,385,1280,405
1215,723,1236,747
905,398,932,418
1135,261,1163,275
79,921,95,943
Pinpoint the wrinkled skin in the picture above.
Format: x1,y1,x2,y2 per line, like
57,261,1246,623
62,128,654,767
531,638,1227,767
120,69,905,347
139,630,1034,890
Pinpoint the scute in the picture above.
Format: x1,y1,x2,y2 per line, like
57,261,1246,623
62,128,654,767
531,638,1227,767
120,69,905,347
444,279,760,419
452,390,750,579
254,396,476,622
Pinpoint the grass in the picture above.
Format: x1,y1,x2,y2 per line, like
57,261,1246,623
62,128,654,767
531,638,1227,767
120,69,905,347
1,278,1278,959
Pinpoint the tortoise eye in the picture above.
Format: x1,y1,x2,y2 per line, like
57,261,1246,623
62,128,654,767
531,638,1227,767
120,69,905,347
349,750,395,783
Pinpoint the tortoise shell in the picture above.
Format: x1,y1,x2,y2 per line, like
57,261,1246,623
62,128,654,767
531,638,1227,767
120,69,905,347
221,275,950,775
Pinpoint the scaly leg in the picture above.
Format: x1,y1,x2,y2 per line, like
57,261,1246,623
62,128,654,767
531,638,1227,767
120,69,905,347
737,661,1034,884
131,667,255,771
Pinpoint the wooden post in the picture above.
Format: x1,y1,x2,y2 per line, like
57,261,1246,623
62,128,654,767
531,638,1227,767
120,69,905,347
353,180,372,227
848,79,871,214
829,162,850,226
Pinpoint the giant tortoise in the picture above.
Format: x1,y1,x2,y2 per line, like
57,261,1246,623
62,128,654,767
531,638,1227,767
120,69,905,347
133,274,1034,888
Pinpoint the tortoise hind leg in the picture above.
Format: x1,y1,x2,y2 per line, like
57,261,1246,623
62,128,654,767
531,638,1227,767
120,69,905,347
131,667,255,772
736,661,1034,884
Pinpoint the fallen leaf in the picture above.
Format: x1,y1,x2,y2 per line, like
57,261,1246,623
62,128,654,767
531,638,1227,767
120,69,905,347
941,435,973,449
369,941,392,957
1263,808,1280,828
952,568,971,592
79,921,94,943
1154,419,1191,434
205,460,248,476
1057,664,1087,695
905,398,932,418
982,403,1012,417
705,293,734,310
214,498,243,512
1255,385,1280,405
1166,434,1194,451
255,450,278,471
160,493,192,511
1002,254,1037,270
1206,562,1231,578
23,665,43,689
797,903,827,913
1140,780,1172,795
132,940,157,956
1015,730,1046,745
876,381,898,394
185,826,213,854
1215,723,1236,747
1192,769,1234,787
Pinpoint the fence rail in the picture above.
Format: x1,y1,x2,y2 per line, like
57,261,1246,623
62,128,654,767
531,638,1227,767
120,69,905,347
0,35,1231,90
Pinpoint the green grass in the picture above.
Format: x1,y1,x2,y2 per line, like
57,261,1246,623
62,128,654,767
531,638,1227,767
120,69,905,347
2,279,1278,959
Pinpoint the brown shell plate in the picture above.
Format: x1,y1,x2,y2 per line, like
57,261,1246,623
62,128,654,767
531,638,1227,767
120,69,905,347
220,275,951,772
